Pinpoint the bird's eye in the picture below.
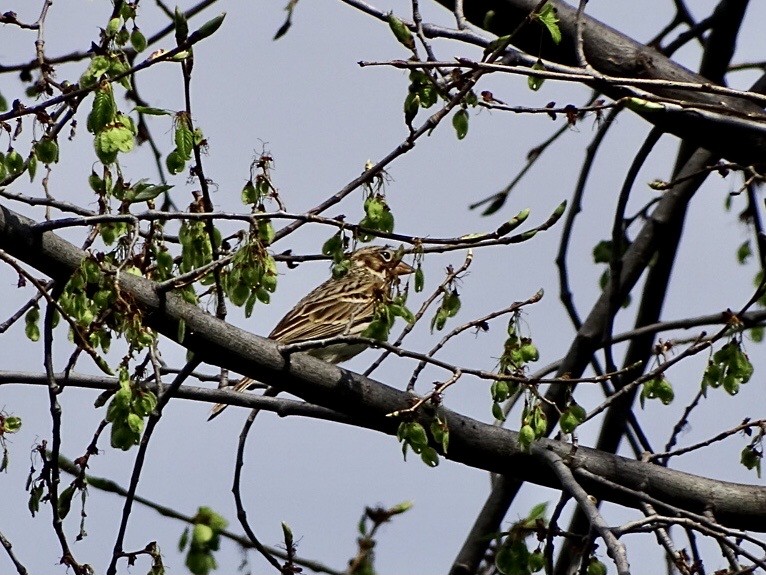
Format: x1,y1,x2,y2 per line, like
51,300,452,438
380,250,393,261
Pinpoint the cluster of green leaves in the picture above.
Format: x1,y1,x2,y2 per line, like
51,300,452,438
178,507,228,575
640,375,674,407
322,232,351,276
494,503,548,575
491,320,539,421
358,193,395,241
403,69,438,128
89,168,173,210
240,176,271,206
559,402,587,434
57,257,156,361
104,368,158,450
103,4,148,55
166,113,203,175
86,82,137,165
592,238,633,308
396,417,448,467
362,292,415,342
179,220,218,276
702,339,753,396
431,288,461,332
517,403,548,452
224,238,278,318
0,411,22,472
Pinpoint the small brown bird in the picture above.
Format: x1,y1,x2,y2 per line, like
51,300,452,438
208,245,414,419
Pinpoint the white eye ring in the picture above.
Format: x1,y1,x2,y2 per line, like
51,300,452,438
380,250,393,261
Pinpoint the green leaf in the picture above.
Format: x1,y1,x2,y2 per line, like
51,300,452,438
737,240,752,264
414,266,424,292
528,549,545,572
5,150,24,176
322,233,344,258
241,180,258,204
174,7,189,44
27,151,37,181
452,108,469,140
166,149,186,174
130,27,147,52
390,303,415,324
518,424,535,451
419,446,440,467
189,13,226,43
34,137,59,164
404,92,419,126
179,527,190,551
387,12,415,50
192,523,214,546
58,485,76,519
741,446,762,477
28,483,43,516
526,502,548,521
495,539,530,575
135,106,171,116
3,416,21,433
404,422,428,448
88,86,116,134
24,307,40,342
175,121,194,160
537,3,561,44
97,123,135,154
528,59,546,91
586,558,608,575
129,181,173,203
592,240,612,264
106,17,122,38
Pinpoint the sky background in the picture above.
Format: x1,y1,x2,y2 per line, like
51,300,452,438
2,1,766,573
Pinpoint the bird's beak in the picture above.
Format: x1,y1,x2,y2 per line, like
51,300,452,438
392,259,415,276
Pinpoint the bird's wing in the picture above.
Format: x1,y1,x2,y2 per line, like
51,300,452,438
269,275,377,343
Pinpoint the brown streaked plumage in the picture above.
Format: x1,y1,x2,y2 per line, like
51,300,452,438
208,246,413,419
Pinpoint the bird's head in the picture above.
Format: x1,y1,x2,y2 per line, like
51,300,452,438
349,246,414,280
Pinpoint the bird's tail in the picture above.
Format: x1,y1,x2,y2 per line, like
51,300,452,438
207,377,259,420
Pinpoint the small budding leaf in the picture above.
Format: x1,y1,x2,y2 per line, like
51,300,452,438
528,59,546,91
190,13,226,43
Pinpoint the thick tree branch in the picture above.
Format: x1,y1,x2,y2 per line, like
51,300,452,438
2,204,766,533
434,0,766,167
